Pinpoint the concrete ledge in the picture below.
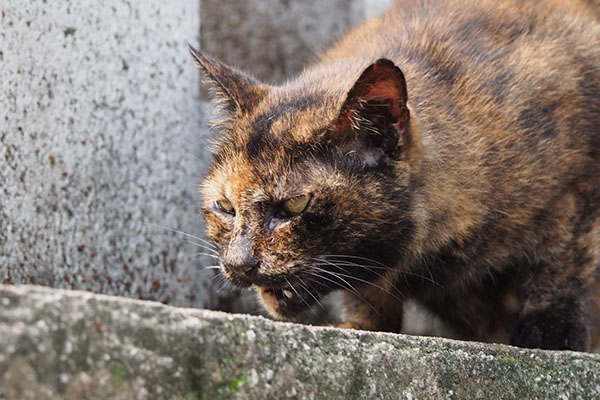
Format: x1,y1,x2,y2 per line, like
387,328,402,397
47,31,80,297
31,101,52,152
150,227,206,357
0,285,598,399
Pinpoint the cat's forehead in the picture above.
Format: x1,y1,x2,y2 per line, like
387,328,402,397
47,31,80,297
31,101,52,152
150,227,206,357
204,86,342,201
245,88,337,143
203,147,309,203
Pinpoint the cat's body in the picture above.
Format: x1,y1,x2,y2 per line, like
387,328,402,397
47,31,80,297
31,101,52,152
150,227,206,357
192,0,600,351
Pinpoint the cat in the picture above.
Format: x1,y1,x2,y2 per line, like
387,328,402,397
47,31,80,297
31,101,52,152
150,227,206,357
191,0,600,351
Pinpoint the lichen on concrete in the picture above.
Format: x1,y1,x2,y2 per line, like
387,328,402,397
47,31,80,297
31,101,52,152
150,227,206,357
0,285,598,399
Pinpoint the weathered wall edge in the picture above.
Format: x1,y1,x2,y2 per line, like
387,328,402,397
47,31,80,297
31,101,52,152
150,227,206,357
0,285,598,399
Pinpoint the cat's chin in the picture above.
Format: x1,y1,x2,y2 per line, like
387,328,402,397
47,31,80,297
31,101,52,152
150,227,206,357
256,285,316,321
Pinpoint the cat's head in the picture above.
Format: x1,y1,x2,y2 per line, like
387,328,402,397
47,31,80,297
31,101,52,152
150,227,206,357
190,46,420,320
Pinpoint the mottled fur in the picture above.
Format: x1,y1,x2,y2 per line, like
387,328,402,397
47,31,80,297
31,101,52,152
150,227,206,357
193,0,600,351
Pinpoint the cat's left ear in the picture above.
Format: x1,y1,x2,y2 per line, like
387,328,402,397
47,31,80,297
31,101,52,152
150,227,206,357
329,58,410,165
188,45,270,115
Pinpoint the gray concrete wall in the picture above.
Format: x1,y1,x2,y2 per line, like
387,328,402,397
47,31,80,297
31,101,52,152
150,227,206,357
365,0,395,19
200,0,365,86
0,0,212,307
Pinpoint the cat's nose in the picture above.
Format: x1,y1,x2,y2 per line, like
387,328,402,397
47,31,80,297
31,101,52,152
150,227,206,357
229,256,259,278
224,234,259,279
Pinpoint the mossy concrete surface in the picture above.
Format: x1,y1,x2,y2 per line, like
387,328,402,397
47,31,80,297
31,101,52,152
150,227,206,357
1,285,599,399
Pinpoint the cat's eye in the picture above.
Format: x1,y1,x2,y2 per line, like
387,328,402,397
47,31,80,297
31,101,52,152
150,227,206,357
281,194,311,216
215,199,235,215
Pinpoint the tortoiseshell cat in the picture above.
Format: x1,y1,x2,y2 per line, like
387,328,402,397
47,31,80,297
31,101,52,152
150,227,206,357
191,0,600,351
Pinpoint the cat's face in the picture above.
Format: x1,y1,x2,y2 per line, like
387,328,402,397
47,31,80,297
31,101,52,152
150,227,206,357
192,48,417,320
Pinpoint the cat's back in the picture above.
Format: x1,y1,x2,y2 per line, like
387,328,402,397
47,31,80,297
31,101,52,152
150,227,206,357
323,0,600,184
325,0,600,62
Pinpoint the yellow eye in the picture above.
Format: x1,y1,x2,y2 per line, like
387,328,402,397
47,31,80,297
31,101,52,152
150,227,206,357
282,194,311,216
215,199,235,215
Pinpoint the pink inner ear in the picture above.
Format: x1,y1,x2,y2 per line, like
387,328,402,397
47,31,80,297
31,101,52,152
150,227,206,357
331,58,408,134
365,81,399,101
364,82,405,123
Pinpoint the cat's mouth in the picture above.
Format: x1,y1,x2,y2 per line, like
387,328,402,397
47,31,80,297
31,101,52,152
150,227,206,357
221,265,326,320
260,286,295,301
256,283,319,320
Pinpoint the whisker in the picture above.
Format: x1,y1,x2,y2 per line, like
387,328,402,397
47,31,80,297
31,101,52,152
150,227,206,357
285,277,313,311
311,260,389,287
419,255,438,287
304,268,380,316
311,257,389,275
184,240,219,254
312,257,394,275
320,254,392,269
210,271,223,283
215,278,232,294
210,272,229,292
197,252,219,259
313,256,442,288
312,259,389,278
313,263,406,304
303,269,353,293
293,276,327,313
148,223,217,249
313,258,407,300
183,147,210,166
314,264,402,302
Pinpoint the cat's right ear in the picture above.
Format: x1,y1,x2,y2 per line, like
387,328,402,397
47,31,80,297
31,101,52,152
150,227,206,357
188,45,269,115
327,58,411,166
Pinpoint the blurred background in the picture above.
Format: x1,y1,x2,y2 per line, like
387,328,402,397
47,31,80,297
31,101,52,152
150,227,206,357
0,0,395,316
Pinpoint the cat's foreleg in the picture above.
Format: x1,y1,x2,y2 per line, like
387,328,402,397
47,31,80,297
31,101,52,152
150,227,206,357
509,257,595,351
337,286,404,333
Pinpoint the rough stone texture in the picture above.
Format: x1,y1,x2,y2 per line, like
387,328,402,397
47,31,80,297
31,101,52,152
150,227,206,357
0,0,228,308
0,285,599,400
199,0,365,86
